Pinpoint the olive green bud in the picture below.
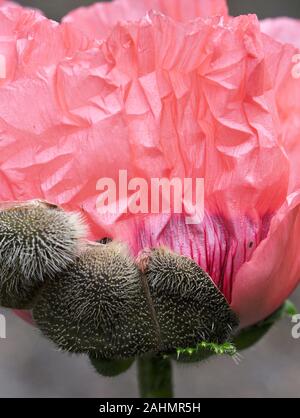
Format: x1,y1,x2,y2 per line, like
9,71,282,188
33,242,158,357
0,200,86,308
89,354,134,377
139,247,239,350
33,241,238,359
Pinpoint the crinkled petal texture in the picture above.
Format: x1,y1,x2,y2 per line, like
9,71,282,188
0,3,300,327
63,0,228,39
261,17,300,195
261,17,300,49
231,193,300,326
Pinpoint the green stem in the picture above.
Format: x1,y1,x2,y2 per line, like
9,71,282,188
137,355,173,398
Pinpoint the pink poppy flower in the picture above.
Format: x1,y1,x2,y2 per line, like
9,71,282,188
63,0,229,39
261,17,300,49
0,0,299,329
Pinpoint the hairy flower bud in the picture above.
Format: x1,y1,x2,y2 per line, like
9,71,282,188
33,242,158,357
0,200,86,308
138,247,239,348
0,267,41,309
33,241,238,359
89,354,134,377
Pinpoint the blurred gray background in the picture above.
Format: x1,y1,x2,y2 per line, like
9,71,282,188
1,0,300,398
14,0,300,20
1,290,300,397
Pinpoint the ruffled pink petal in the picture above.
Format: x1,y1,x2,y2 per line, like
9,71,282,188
261,17,300,49
63,0,228,40
227,22,300,326
257,21,300,198
0,3,92,81
270,37,300,195
232,192,300,327
0,6,299,325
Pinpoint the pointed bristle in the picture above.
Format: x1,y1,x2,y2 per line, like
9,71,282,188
33,242,157,357
0,201,88,308
0,203,87,281
141,247,239,349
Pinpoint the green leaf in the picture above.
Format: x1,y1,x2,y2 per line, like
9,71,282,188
234,299,298,351
89,355,134,377
233,323,272,351
173,300,298,361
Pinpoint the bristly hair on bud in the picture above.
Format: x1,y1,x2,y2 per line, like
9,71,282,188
33,241,239,359
0,200,87,308
0,200,87,280
0,266,41,309
138,247,239,350
33,242,158,357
